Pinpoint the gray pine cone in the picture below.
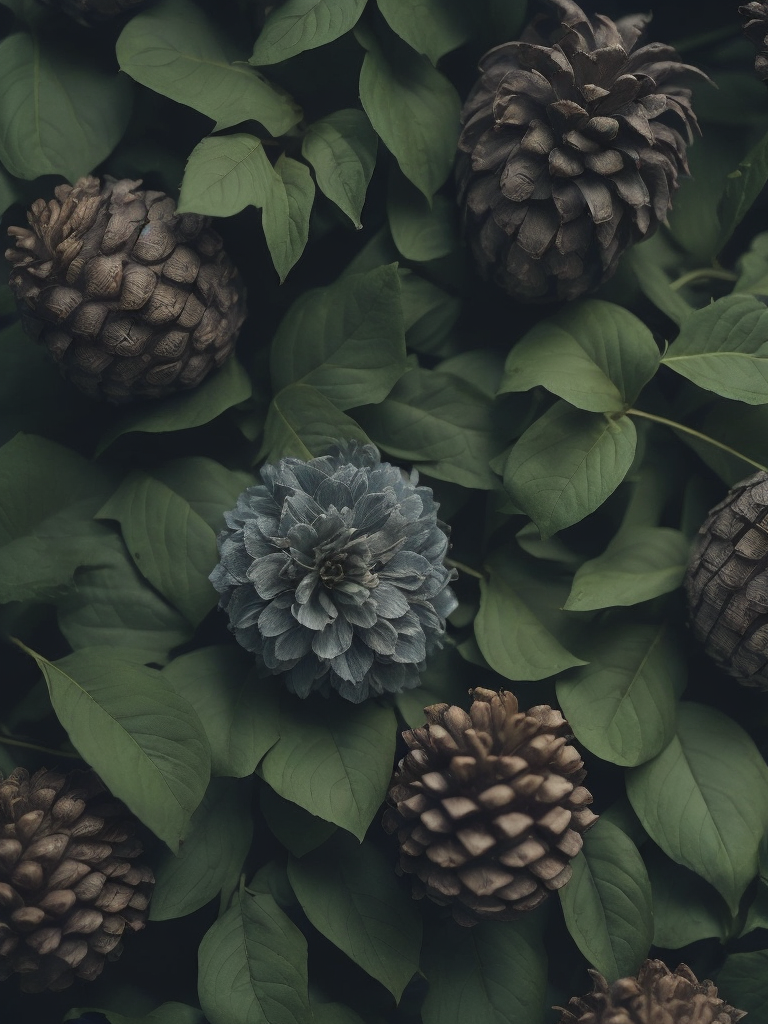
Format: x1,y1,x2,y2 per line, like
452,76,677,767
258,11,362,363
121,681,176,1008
209,442,458,702
685,470,768,689
741,2,768,82
5,176,246,404
0,767,154,993
382,688,597,926
557,960,746,1023
457,0,709,302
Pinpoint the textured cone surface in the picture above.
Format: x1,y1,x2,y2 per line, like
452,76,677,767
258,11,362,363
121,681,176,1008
383,688,597,926
0,767,154,992
456,0,708,302
557,960,747,1023
685,470,768,689
5,176,246,404
741,2,768,82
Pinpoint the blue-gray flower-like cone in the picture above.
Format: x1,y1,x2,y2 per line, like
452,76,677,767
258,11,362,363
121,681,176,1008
210,443,459,702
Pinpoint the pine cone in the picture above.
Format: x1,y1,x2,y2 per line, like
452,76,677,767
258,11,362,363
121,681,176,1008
456,0,709,302
0,767,154,992
557,960,746,1023
5,176,246,404
685,470,768,690
382,688,597,926
741,2,768,82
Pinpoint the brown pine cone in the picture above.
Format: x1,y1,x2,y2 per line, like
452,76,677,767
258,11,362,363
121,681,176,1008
5,176,246,404
557,960,747,1023
741,2,768,82
382,688,597,926
456,0,709,302
0,767,154,992
685,470,768,690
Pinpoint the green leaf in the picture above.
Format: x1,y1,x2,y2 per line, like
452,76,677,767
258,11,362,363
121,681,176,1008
557,623,686,768
718,128,768,252
260,785,336,858
288,833,422,999
0,33,132,182
198,889,311,1024
150,777,254,921
96,472,218,627
717,951,768,1017
310,1000,367,1024
151,457,255,533
357,24,460,198
117,0,301,135
96,356,252,455
503,403,637,537
563,527,690,612
263,154,315,282
387,169,459,262
376,0,472,63
18,644,210,851
438,350,505,400
56,532,192,662
661,293,768,404
355,367,503,490
66,1004,205,1024
622,241,693,328
271,265,406,409
302,109,377,228
666,131,736,263
559,819,653,982
400,271,460,355
260,694,396,840
645,846,730,948
499,300,659,413
421,917,547,1024
0,164,18,216
627,702,768,914
475,552,585,681
250,0,366,66
259,384,372,463
162,647,280,778
735,231,768,295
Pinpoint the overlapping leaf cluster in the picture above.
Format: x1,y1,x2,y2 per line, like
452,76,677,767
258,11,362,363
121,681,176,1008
2,0,768,1022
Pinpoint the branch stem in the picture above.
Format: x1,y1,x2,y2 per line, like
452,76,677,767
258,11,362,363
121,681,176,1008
627,408,768,472
0,736,82,760
670,268,738,291
444,558,485,580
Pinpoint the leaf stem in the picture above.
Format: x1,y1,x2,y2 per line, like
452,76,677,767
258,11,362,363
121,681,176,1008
669,268,738,291
444,558,485,580
670,23,740,54
0,736,82,761
627,409,768,472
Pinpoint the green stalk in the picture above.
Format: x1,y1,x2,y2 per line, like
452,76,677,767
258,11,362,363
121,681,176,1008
627,409,768,472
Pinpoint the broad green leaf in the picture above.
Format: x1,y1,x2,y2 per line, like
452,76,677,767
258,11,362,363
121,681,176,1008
302,109,377,228
96,473,218,627
559,819,653,982
661,294,768,404
117,0,301,135
151,777,254,921
259,384,372,463
387,170,459,261
475,554,585,681
718,128,768,251
717,951,768,1017
19,644,210,851
503,403,637,537
0,164,18,216
57,532,192,662
198,889,311,1024
271,265,406,409
163,647,280,778
627,702,768,914
400,271,460,355
645,846,729,948
357,24,460,198
260,694,396,840
97,356,252,455
377,0,472,63
557,624,685,767
310,1000,366,1024
666,131,736,263
438,350,505,400
178,138,314,280
66,1005,205,1024
260,785,336,858
0,33,132,182
564,527,690,612
250,0,366,65
622,242,693,327
421,917,547,1024
288,833,422,999
152,457,255,533
735,231,768,295
499,300,659,413
355,367,503,490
